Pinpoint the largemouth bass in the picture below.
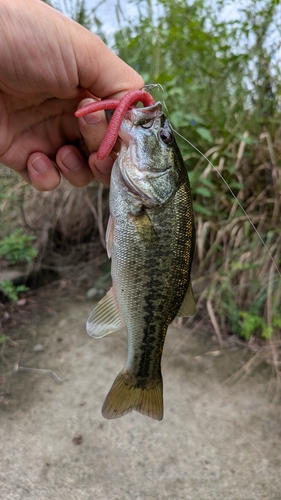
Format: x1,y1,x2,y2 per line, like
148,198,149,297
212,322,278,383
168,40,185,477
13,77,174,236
87,102,196,420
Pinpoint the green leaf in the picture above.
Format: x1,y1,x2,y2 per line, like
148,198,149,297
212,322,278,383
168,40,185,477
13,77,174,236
261,325,273,340
0,280,29,301
192,202,212,216
195,186,212,198
201,177,215,188
272,317,281,328
184,113,207,125
236,133,258,145
196,127,214,143
0,229,37,264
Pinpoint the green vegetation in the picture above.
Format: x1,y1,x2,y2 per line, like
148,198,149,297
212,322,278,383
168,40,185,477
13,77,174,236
0,229,38,265
0,227,37,301
0,280,29,302
1,0,280,342
0,173,38,302
113,0,281,341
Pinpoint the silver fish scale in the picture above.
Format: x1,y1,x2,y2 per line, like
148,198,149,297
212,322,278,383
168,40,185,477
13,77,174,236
87,103,196,419
110,152,194,384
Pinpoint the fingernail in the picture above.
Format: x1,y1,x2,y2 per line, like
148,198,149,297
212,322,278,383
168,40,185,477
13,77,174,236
82,110,104,125
61,150,82,171
94,156,114,174
77,98,104,125
31,156,48,174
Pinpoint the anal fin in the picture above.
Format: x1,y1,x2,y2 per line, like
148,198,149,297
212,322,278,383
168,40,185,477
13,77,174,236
177,281,196,317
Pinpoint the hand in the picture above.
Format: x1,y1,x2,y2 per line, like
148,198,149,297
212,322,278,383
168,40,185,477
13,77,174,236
0,0,143,189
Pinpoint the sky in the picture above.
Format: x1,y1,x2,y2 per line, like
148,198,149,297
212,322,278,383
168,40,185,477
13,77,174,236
60,0,140,36
57,1,263,39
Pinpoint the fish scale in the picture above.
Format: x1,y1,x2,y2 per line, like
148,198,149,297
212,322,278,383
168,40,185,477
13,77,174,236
86,102,196,420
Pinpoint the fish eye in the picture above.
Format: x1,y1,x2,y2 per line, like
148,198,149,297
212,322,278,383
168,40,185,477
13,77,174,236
159,128,173,145
141,119,154,129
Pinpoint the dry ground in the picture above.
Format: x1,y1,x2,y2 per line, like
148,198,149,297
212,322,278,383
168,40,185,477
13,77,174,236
0,282,281,500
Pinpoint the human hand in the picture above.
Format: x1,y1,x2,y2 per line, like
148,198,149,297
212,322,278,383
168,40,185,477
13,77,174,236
0,0,143,189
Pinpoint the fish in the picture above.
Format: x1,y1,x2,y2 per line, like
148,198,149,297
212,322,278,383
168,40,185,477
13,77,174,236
86,101,196,420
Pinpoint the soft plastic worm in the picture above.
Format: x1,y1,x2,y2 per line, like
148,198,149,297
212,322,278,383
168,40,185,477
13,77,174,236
75,90,155,160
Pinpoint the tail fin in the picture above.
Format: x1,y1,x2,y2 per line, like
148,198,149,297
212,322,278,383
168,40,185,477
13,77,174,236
102,370,163,421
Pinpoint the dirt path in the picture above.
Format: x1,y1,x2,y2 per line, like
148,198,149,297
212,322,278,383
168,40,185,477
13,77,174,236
1,291,281,500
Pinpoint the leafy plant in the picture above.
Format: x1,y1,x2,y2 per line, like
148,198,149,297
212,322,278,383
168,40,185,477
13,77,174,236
0,228,38,265
113,0,281,342
239,312,281,340
0,227,37,301
1,0,280,346
0,280,29,302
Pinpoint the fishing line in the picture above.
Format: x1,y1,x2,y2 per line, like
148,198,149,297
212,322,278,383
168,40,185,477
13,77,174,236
173,131,281,279
144,83,281,279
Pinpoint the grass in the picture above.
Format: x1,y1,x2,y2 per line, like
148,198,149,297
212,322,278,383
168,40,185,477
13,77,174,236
188,126,281,346
1,126,280,349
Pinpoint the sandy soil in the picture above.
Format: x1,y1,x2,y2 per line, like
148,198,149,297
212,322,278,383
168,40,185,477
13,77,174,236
1,285,281,500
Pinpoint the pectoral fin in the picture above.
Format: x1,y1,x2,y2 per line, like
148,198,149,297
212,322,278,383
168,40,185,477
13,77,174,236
130,211,157,246
86,287,124,338
105,215,114,258
177,281,196,317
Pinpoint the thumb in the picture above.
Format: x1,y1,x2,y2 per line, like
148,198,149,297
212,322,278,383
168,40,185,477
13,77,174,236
72,28,144,98
76,98,108,153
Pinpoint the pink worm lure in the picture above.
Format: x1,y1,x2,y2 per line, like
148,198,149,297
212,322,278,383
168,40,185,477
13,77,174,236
75,90,155,160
